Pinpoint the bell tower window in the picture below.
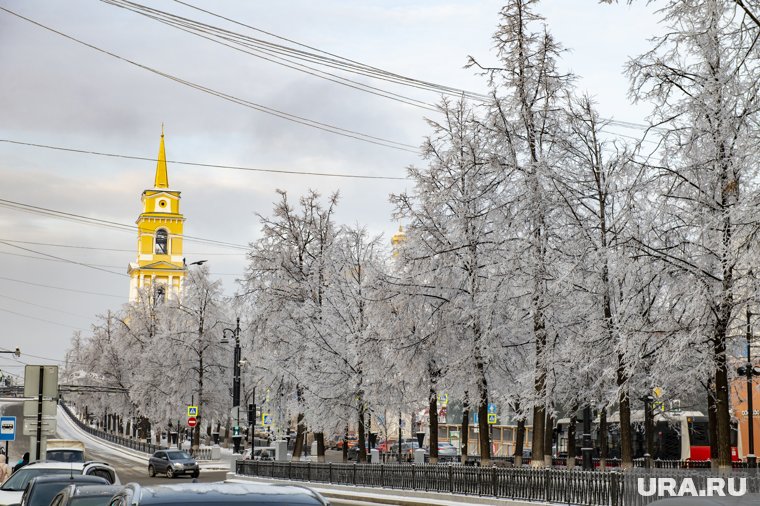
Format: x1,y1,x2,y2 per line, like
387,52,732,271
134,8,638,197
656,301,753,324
154,285,166,304
155,229,169,255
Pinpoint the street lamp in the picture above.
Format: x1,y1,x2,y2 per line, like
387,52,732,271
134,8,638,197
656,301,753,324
222,317,242,454
739,306,760,468
581,403,593,470
640,394,655,469
0,348,21,358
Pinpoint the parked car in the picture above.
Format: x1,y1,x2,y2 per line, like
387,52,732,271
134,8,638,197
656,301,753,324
435,442,458,457
19,475,110,506
106,482,330,505
147,450,199,479
0,461,119,506
241,447,275,461
49,484,123,506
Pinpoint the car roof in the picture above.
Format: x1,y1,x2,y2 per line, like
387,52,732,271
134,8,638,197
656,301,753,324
30,475,110,485
72,484,123,496
24,460,113,470
129,482,328,505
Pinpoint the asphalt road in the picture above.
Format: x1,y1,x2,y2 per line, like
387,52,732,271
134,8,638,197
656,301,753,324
0,399,228,485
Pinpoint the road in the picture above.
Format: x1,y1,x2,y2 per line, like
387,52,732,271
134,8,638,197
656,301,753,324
0,399,228,484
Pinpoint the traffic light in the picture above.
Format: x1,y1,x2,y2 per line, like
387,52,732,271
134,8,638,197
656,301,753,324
233,426,241,437
248,403,255,425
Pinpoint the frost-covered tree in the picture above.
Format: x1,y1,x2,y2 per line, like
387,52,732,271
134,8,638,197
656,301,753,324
626,0,760,470
243,190,339,461
468,0,573,466
391,97,508,465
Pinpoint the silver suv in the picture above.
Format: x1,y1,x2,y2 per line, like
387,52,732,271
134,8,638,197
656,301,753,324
148,450,199,479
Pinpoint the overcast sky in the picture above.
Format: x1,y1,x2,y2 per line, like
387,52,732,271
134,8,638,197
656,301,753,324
0,0,661,379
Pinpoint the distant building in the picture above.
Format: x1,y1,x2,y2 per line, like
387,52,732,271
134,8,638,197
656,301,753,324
127,128,186,302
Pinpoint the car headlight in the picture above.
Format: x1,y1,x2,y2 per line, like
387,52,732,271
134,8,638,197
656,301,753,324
173,463,183,468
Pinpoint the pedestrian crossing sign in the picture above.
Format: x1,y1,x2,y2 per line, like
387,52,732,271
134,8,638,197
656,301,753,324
487,413,497,425
262,413,272,425
187,406,198,417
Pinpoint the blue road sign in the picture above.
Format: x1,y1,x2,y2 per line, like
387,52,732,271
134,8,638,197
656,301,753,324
0,416,16,441
488,403,497,414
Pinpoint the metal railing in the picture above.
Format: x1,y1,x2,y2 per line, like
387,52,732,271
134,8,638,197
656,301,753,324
237,461,621,505
236,461,760,506
59,401,167,455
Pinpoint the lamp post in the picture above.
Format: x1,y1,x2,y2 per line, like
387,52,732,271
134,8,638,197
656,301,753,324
581,403,593,470
740,307,760,468
640,394,655,469
0,348,21,358
222,318,242,453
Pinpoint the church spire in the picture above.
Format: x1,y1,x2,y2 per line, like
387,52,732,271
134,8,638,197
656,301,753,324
154,125,169,189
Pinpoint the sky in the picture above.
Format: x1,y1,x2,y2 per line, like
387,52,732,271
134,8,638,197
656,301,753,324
0,0,662,379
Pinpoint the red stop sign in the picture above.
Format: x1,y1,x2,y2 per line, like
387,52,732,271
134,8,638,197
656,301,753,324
187,417,197,427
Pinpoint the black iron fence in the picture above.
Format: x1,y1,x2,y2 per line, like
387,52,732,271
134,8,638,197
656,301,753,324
237,460,620,505
59,401,166,455
236,461,760,506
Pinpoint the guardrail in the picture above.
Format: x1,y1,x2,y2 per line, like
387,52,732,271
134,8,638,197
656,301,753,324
59,401,167,455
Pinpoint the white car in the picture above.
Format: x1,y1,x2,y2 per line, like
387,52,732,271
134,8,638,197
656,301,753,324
0,460,119,506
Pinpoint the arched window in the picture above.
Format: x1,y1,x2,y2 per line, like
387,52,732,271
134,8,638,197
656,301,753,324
154,285,166,304
155,229,168,254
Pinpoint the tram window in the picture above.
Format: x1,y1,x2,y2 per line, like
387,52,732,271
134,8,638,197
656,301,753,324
688,421,709,446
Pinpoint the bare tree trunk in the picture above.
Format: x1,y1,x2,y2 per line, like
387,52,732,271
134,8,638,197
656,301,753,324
429,386,439,464
617,357,633,469
291,413,305,462
478,398,490,466
514,417,525,467
714,324,733,471
342,425,349,463
358,405,367,463
315,432,326,463
599,406,608,470
461,403,470,464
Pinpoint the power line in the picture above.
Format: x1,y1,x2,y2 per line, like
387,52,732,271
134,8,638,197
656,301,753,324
0,275,123,299
0,305,85,331
0,293,96,320
0,240,126,277
170,0,488,100
101,0,440,111
0,138,410,181
0,197,250,250
0,6,420,153
0,238,247,255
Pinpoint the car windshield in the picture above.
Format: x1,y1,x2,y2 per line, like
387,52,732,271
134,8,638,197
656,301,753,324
31,482,78,506
166,451,192,460
47,450,85,463
2,469,76,491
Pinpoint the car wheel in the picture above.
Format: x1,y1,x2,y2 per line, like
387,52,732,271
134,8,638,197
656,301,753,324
192,470,199,478
166,467,174,478
148,465,156,477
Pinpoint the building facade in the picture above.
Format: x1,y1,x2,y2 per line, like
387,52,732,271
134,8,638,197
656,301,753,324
127,130,186,302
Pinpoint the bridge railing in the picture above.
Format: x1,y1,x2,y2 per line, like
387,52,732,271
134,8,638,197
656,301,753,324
59,401,167,455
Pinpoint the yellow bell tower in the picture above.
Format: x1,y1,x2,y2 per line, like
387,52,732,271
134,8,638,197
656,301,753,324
128,128,186,302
